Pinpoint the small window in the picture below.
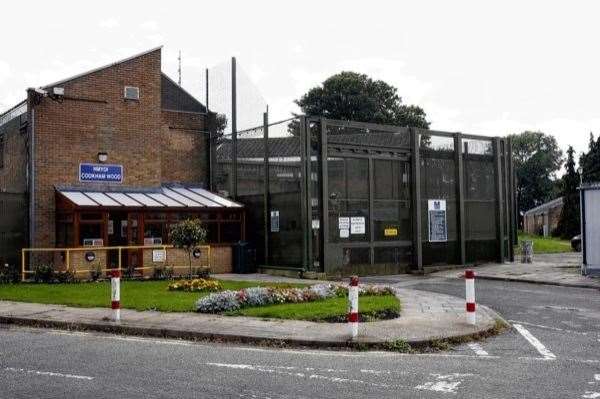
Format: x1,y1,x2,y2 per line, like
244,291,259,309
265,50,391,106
124,86,140,100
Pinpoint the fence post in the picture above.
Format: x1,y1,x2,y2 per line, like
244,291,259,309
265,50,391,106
111,270,121,322
21,249,25,282
348,276,359,338
465,270,476,325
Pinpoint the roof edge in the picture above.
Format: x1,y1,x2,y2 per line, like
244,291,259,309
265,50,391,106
42,46,163,89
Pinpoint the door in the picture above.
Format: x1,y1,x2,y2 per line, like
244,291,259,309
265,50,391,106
127,212,142,276
107,212,129,269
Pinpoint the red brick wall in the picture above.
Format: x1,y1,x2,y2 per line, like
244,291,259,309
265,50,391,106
161,110,208,185
0,115,27,193
30,49,208,248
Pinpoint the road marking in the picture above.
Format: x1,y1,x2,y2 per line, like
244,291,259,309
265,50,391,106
415,373,472,394
583,392,600,398
508,320,589,336
2,366,94,381
513,324,556,360
206,362,393,388
467,342,489,357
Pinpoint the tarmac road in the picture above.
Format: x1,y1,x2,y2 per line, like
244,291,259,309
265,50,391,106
1,278,599,398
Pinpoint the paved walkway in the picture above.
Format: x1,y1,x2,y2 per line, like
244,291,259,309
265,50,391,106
433,252,600,289
0,288,500,347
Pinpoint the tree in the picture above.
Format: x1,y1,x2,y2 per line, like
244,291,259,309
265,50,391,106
580,132,600,183
556,146,580,239
294,71,430,128
509,131,563,215
169,219,207,279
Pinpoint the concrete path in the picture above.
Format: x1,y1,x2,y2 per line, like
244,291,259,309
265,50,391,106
432,252,600,289
0,288,500,347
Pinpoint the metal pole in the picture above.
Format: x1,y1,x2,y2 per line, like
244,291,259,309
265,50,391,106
231,57,237,199
410,128,423,271
454,133,466,265
299,116,308,270
320,118,329,273
263,111,269,266
493,138,505,262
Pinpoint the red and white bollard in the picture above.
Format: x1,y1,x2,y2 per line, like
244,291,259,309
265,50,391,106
465,269,476,325
348,276,359,339
111,270,121,322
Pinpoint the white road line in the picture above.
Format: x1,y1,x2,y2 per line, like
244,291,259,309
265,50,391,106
508,320,589,336
513,324,556,360
3,366,94,380
467,343,489,357
415,373,473,394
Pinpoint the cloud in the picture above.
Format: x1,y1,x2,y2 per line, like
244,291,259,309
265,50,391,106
0,61,10,84
140,20,158,30
98,17,119,29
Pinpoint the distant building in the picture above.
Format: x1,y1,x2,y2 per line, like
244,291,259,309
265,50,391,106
523,197,563,236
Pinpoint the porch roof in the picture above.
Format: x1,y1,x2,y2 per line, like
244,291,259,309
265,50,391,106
56,185,243,209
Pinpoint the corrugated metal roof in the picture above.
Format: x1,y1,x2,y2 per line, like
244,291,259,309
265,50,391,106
524,197,563,216
56,185,242,209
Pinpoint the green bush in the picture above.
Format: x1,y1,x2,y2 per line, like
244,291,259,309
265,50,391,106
0,263,20,283
33,264,55,283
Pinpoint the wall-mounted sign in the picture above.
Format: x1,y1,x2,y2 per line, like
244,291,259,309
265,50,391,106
270,210,280,232
384,228,398,237
152,249,166,263
338,217,350,230
79,163,123,183
350,217,366,235
193,248,202,259
428,199,448,242
340,229,349,238
84,251,96,262
312,219,320,229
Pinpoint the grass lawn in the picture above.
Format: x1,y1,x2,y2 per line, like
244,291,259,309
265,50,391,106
0,280,305,313
227,294,401,322
517,232,572,254
0,279,401,322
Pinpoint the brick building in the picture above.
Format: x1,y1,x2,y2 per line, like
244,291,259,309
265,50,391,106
0,47,242,275
523,197,563,237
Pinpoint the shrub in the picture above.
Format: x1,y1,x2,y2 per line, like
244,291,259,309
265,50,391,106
169,219,207,278
0,263,20,283
196,290,241,313
168,278,222,292
89,264,103,282
153,266,174,280
33,264,55,283
55,270,75,284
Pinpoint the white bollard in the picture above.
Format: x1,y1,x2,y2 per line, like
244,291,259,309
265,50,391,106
348,276,359,339
465,269,476,325
111,270,121,322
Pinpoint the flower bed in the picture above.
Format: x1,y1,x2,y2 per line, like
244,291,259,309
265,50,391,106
167,279,222,292
196,283,394,313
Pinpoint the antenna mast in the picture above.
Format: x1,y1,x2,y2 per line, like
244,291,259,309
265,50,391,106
177,51,182,85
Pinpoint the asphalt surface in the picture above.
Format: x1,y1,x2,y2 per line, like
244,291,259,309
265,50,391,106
1,278,599,398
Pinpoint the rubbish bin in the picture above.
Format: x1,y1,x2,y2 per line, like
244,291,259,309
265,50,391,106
232,241,256,274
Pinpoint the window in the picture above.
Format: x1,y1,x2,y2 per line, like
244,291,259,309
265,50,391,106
124,86,140,100
0,134,4,169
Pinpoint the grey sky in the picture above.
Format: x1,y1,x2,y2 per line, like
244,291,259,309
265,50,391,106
1,0,598,162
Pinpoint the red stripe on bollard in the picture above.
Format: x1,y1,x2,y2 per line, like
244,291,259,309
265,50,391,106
466,302,476,312
111,300,120,309
348,312,359,323
465,269,475,279
350,276,359,287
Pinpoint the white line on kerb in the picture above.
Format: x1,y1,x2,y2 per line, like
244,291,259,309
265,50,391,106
467,343,489,357
513,324,556,360
2,367,94,380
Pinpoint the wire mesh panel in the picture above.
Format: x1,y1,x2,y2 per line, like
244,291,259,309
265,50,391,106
419,132,459,265
267,119,304,266
462,138,498,262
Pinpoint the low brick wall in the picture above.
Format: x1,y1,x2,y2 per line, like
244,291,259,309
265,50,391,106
52,249,108,279
142,245,232,276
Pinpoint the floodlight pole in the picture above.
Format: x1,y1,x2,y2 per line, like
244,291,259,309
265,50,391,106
231,57,238,199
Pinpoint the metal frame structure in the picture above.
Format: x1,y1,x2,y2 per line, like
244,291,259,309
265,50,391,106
212,116,516,276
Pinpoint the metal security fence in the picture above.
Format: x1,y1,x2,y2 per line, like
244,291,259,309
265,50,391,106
0,192,28,267
211,116,516,276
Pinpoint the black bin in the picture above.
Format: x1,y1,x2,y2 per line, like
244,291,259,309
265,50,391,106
232,241,256,274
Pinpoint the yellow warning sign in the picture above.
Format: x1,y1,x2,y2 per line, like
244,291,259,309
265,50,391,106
384,228,398,237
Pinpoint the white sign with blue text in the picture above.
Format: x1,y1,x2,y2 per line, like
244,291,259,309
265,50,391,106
79,163,123,183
